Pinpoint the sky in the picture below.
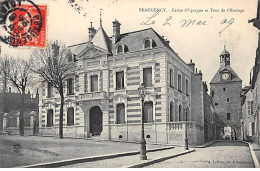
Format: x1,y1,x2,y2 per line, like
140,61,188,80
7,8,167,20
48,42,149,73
0,0,259,89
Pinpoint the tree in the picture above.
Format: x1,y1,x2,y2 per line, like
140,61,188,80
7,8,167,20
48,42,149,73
30,41,75,139
0,55,10,113
3,57,32,136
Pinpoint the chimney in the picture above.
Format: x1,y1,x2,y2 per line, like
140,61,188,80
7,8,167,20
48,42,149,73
88,22,96,41
188,59,195,73
165,39,170,46
112,19,121,44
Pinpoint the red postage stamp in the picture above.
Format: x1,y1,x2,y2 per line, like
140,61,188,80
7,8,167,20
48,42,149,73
0,0,47,48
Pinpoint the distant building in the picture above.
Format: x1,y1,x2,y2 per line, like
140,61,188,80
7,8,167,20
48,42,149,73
38,19,215,145
1,89,39,135
210,46,242,140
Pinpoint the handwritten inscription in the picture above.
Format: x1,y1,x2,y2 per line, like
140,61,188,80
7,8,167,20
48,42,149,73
140,11,235,34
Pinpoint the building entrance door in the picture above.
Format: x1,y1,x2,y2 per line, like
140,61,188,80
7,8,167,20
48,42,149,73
89,106,103,136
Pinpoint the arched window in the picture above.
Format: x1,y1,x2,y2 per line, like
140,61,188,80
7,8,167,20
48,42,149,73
144,101,153,123
67,107,74,126
47,109,53,127
178,74,182,92
179,105,182,121
144,40,151,49
170,102,174,122
116,103,125,124
117,45,123,54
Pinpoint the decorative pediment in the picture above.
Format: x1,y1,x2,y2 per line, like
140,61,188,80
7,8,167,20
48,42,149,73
77,44,110,59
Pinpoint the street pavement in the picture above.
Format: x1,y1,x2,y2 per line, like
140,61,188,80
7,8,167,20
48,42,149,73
0,135,165,168
145,141,255,168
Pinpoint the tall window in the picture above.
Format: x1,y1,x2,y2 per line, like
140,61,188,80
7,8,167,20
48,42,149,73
227,113,230,120
117,45,123,54
179,105,182,121
170,102,174,122
91,75,98,92
67,78,74,95
143,68,152,87
144,101,153,123
248,101,254,114
116,71,124,90
47,82,53,98
186,79,189,95
116,103,125,124
47,109,53,127
67,107,74,126
252,122,255,135
178,74,182,92
170,69,173,87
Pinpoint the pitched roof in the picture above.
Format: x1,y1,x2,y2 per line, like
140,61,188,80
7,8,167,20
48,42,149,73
210,65,242,84
91,27,111,52
68,42,90,55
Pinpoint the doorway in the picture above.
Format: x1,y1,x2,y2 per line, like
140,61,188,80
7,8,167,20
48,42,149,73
89,106,103,136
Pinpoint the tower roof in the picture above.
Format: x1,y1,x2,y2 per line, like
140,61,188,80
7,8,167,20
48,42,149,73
210,65,242,84
91,27,111,52
220,45,230,55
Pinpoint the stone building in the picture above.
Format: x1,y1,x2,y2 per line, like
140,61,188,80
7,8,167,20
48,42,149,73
240,86,255,141
38,20,214,145
210,46,242,140
189,61,216,142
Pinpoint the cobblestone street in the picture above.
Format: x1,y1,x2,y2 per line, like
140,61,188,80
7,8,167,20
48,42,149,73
145,141,255,168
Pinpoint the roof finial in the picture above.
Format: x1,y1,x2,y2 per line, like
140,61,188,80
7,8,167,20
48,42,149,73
90,22,93,28
100,9,102,27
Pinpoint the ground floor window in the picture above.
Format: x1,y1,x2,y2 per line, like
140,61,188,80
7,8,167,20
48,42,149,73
116,103,125,124
67,107,74,126
144,101,153,123
47,109,53,127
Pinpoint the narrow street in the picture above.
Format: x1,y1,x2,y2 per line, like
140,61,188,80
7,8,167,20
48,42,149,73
145,141,255,168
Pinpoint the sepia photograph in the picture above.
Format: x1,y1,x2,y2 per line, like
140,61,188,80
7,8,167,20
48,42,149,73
0,0,259,168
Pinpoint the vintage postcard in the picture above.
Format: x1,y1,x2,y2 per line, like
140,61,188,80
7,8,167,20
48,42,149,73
0,0,259,168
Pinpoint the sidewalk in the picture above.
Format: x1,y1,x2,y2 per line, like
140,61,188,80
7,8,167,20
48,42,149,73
0,134,167,168
61,147,195,168
249,143,260,168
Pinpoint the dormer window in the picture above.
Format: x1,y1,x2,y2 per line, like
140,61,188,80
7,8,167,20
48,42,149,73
117,45,123,54
144,40,151,48
143,38,155,49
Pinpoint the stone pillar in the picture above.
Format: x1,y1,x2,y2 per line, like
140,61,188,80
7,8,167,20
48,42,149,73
85,110,91,138
100,99,110,140
3,113,8,131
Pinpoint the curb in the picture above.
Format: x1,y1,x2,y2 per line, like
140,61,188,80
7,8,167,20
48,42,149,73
125,149,195,168
249,143,260,168
192,140,219,148
20,146,175,168
241,140,260,168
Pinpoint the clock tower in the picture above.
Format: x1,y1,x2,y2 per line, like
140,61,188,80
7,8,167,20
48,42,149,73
210,46,242,140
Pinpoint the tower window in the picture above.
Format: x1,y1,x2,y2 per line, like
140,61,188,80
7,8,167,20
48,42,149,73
215,103,218,106
227,98,230,103
227,113,230,120
223,88,226,91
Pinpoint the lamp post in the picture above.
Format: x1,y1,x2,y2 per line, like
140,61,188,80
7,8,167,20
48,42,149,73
184,108,189,150
138,83,147,160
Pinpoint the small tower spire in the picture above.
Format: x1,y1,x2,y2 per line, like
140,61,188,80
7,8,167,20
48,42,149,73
100,9,102,27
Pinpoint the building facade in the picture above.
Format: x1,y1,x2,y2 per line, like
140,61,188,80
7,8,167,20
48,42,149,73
240,86,255,141
210,47,242,140
39,20,213,145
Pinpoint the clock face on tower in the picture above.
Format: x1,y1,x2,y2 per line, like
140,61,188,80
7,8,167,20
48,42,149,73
222,73,229,80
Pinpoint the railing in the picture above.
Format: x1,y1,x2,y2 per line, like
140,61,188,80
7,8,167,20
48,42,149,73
79,91,107,101
168,121,204,132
